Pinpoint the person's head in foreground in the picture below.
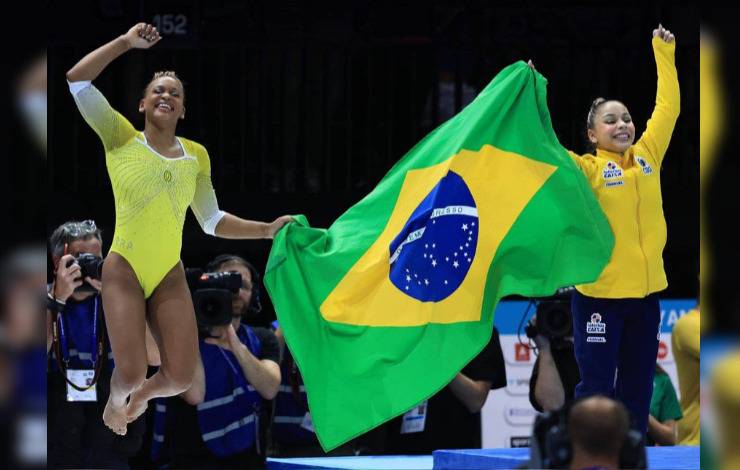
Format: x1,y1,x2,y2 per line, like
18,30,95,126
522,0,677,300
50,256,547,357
568,395,630,470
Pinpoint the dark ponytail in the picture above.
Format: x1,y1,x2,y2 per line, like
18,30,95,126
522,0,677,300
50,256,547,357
585,97,608,153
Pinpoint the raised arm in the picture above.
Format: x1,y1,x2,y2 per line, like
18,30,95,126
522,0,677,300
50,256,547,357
66,23,160,82
635,24,680,166
66,24,161,152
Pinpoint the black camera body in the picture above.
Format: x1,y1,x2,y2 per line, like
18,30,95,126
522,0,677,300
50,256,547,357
525,287,574,348
529,407,647,469
185,268,242,332
66,253,104,292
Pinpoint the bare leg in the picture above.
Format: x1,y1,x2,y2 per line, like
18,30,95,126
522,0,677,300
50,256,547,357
101,252,148,435
126,261,199,422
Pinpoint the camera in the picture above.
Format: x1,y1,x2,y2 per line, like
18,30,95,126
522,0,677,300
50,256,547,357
525,287,574,348
185,268,242,332
65,253,104,292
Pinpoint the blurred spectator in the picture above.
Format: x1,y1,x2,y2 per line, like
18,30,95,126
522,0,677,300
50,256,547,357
672,307,700,445
47,221,146,469
568,396,630,470
16,53,46,155
647,364,682,446
711,349,740,469
1,246,46,468
153,255,280,469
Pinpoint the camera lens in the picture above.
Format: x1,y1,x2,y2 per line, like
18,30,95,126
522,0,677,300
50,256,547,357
537,301,573,339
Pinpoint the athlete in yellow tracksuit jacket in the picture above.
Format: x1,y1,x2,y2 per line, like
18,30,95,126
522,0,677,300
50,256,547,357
568,35,679,299
561,25,681,436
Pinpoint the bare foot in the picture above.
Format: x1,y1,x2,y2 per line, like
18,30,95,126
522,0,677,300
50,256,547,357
103,397,128,435
126,388,149,423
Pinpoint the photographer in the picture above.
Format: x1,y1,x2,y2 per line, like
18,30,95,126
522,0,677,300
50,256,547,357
530,394,646,470
569,396,631,470
527,295,580,413
154,254,280,469
47,220,146,469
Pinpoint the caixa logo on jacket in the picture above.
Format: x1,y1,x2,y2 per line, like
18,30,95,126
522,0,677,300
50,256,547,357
602,161,623,180
586,313,606,334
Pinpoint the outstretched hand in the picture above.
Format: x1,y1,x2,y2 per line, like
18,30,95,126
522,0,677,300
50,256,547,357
266,215,295,239
122,23,162,49
527,59,536,72
653,23,675,43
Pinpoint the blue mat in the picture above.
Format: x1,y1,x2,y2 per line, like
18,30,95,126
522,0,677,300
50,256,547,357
266,455,433,470
432,446,700,469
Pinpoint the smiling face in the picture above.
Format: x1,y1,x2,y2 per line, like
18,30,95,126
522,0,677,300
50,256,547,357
139,74,185,127
587,100,636,154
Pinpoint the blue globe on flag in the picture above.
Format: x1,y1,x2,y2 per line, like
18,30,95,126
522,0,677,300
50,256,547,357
388,171,479,302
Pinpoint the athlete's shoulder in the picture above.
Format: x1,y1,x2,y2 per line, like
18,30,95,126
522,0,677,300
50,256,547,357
568,149,599,161
179,136,209,158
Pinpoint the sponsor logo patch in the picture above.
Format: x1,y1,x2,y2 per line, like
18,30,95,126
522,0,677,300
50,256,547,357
602,161,624,179
586,313,606,335
635,156,654,175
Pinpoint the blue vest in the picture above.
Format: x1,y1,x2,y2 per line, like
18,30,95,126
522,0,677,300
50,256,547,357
49,294,113,372
272,348,317,445
151,325,263,459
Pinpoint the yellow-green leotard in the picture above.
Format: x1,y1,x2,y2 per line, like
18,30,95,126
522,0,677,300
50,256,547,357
69,81,225,298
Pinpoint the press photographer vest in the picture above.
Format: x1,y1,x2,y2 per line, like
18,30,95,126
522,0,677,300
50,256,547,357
197,324,263,457
151,324,263,459
47,291,113,372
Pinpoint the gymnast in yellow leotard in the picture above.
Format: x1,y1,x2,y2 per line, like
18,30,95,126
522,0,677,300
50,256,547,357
70,79,220,298
66,23,293,435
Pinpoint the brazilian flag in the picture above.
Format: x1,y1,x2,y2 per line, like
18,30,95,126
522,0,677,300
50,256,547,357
264,61,614,450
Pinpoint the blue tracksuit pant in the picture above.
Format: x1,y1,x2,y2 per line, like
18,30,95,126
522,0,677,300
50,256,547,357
571,291,661,435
